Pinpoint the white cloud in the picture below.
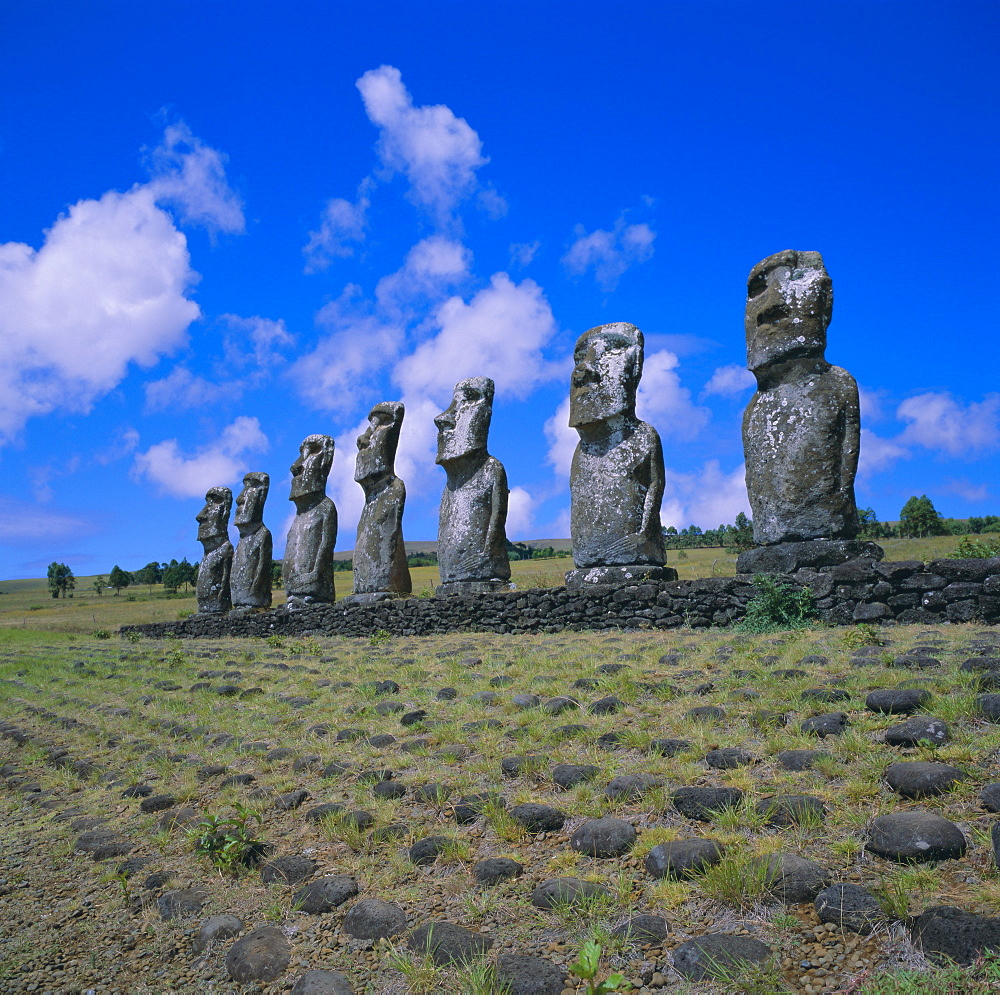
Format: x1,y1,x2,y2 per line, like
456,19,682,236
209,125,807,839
394,273,561,402
858,386,888,423
95,427,140,466
144,366,244,413
0,496,97,543
943,478,991,502
222,314,295,369
636,350,711,439
660,461,750,531
897,391,1000,456
0,124,241,443
562,215,655,290
544,397,576,480
133,416,269,499
303,190,370,272
702,363,755,398
510,241,540,268
356,65,487,224
146,122,245,234
506,486,536,540
375,236,471,316
858,427,910,477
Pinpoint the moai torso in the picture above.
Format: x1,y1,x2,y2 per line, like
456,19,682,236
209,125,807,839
284,435,338,605
435,378,511,589
353,403,411,597
568,323,666,569
741,250,860,545
232,472,272,609
196,486,233,613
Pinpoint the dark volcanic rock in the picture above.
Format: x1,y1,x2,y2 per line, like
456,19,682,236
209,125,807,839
705,747,753,769
756,794,826,826
510,803,566,833
884,761,967,799
226,925,291,983
611,915,671,944
530,877,610,908
552,764,598,790
649,738,690,757
473,857,523,885
409,836,450,866
569,817,636,857
776,749,829,771
644,839,724,879
981,783,1000,812
293,875,359,913
815,883,885,934
260,856,317,885
342,899,407,941
911,906,1000,966
867,810,967,863
672,786,743,821
157,888,206,920
193,914,243,954
290,970,353,995
754,854,830,903
801,712,849,737
496,954,565,995
407,921,493,965
672,933,773,981
865,688,931,715
884,716,950,747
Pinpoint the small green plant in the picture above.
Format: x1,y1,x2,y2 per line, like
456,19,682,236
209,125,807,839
955,535,1000,558
123,629,142,643
191,803,267,875
843,622,885,648
734,574,816,633
92,628,111,640
369,628,392,646
176,609,194,620
264,634,285,649
567,941,630,995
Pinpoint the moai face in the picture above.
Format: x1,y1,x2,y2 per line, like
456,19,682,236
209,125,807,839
234,472,269,527
745,250,832,374
434,378,494,464
289,434,334,501
355,402,404,484
196,486,232,541
568,322,643,428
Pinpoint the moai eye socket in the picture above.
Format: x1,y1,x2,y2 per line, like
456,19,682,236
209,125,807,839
756,303,791,327
747,271,769,299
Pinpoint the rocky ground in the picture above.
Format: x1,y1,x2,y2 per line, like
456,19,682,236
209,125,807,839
3,624,1000,993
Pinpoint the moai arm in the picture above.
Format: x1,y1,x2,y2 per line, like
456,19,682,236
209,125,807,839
840,371,862,500
487,459,509,560
640,426,665,544
299,502,338,589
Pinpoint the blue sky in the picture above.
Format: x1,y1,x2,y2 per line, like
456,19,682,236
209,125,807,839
1,1,998,580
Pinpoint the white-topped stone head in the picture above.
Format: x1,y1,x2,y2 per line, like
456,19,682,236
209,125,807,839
434,377,494,464
289,434,334,501
568,322,643,428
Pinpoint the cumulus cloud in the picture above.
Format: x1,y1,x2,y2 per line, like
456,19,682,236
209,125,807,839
394,273,561,401
897,391,1000,456
702,363,755,398
133,416,269,498
506,486,537,540
0,124,241,443
660,461,750,532
357,65,487,224
510,241,540,268
562,215,655,290
222,314,295,369
303,189,370,272
858,427,910,477
636,350,711,439
146,122,245,234
943,478,991,502
544,397,576,480
375,236,471,316
144,366,244,413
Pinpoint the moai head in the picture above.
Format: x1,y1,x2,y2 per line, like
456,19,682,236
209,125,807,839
289,434,335,501
234,471,269,527
196,486,232,541
568,322,643,428
355,402,404,485
745,250,832,374
434,378,494,464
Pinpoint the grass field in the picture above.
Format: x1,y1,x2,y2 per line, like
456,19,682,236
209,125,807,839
0,534,973,634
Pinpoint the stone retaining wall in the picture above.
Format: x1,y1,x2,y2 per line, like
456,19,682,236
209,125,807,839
120,556,1000,640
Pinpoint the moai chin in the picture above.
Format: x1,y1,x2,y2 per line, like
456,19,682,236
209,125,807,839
738,250,881,574
434,377,511,595
231,471,272,611
284,434,338,608
565,321,674,589
345,402,412,604
195,485,233,613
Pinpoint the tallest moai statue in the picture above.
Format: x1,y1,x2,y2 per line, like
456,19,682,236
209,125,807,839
738,250,881,573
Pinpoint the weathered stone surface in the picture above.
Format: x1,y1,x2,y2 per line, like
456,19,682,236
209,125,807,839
530,877,610,908
644,839,724,879
911,905,1000,966
193,914,243,954
495,954,565,995
673,934,773,981
741,250,861,549
341,899,406,941
867,809,967,862
815,883,884,934
884,761,966,799
567,322,667,583
293,875,359,913
407,921,493,965
884,716,949,747
226,925,291,983
510,803,565,833
737,540,882,575
473,857,523,884
290,970,353,995
754,854,830,903
672,786,743,821
347,402,411,601
611,915,670,943
434,378,510,595
569,817,636,857
231,471,272,610
866,688,931,715
284,435,337,607
196,486,233,614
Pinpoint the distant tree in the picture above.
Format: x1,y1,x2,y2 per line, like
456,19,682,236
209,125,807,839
134,562,162,593
857,507,895,540
899,495,947,538
271,561,283,589
92,575,106,597
725,512,755,553
108,565,130,595
46,562,75,599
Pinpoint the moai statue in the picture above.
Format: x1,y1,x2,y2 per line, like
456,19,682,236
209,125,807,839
738,249,881,574
566,322,674,588
284,434,338,607
231,471,272,611
345,402,412,604
434,377,511,595
195,486,233,613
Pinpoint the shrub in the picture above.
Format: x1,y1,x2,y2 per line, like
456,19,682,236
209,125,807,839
191,804,267,875
734,574,815,633
92,629,111,640
955,535,1000,558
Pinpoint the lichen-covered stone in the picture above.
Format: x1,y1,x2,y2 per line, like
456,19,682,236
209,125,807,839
284,435,337,607
231,472,272,609
195,486,233,613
